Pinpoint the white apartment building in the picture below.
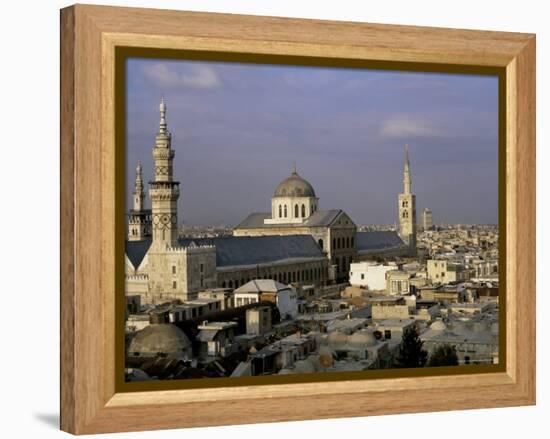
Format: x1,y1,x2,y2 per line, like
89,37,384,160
349,262,398,290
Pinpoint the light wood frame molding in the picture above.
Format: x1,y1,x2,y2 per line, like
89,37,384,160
60,4,536,434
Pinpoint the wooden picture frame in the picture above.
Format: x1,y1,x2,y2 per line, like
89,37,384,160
60,4,536,434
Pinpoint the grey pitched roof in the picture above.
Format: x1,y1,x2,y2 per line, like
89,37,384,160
304,210,344,227
356,231,406,252
234,279,290,294
234,212,271,229
178,235,324,268
126,239,152,268
235,209,345,229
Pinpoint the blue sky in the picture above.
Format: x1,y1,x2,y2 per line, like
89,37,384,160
126,58,498,227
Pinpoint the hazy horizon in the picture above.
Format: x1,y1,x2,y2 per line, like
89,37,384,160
126,58,499,227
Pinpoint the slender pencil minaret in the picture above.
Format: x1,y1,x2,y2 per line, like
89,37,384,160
127,161,152,241
398,144,417,254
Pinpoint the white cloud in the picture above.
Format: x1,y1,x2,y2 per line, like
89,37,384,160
380,114,442,139
142,63,221,90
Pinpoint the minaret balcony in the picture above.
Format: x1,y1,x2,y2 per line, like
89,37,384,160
153,148,175,159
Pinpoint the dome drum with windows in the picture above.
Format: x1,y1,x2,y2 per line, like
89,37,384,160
265,165,319,225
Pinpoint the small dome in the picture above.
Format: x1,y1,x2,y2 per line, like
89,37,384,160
327,330,348,346
307,354,324,371
348,330,377,347
473,321,490,333
125,368,150,382
430,320,447,331
274,167,316,198
318,347,334,368
293,359,316,374
129,323,191,358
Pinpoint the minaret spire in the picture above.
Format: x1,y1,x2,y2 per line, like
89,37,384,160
159,96,168,135
403,144,411,195
127,159,152,241
292,162,297,175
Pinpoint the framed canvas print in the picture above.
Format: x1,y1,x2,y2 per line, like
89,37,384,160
60,4,536,434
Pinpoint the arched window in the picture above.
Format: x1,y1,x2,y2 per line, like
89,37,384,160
222,281,226,288
337,237,341,248
278,205,282,218
318,239,324,249
294,204,299,218
301,204,306,217
346,237,350,248
332,238,336,249
284,205,287,218
228,280,233,288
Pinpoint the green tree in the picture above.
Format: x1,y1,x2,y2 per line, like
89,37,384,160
427,344,459,367
394,326,428,368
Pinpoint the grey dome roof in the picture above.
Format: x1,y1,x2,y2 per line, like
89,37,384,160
430,320,447,331
327,330,348,346
274,167,316,198
348,330,377,347
129,323,191,357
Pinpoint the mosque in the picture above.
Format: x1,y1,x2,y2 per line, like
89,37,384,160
125,99,415,304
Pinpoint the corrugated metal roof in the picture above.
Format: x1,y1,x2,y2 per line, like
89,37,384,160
178,235,324,268
356,231,406,252
234,209,345,229
304,210,343,227
127,230,404,269
234,212,271,229
126,235,324,270
234,279,290,294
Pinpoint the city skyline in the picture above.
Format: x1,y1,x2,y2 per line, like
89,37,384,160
126,58,499,226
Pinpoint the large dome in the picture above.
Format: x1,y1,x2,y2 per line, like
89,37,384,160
274,167,316,198
129,323,191,358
